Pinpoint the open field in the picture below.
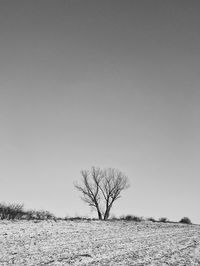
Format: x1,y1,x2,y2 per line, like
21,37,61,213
0,220,200,265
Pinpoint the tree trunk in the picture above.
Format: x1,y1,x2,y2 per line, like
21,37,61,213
104,205,111,220
97,210,102,220
95,204,102,220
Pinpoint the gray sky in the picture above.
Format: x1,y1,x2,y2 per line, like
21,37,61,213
0,0,200,223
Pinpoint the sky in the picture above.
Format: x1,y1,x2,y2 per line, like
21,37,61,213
0,0,200,223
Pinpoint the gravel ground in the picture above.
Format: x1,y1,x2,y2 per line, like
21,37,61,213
0,220,200,265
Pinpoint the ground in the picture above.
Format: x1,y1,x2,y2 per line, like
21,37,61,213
0,220,200,265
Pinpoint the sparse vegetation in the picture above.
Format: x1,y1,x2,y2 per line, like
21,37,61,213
25,210,56,220
121,215,144,222
147,217,157,222
159,217,168,223
64,216,94,221
0,201,194,226
0,202,55,221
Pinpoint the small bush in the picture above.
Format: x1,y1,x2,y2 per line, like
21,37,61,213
0,202,24,220
159,217,168,223
147,217,156,222
179,217,192,224
29,210,55,220
110,215,118,221
69,216,83,221
64,216,92,221
122,215,143,222
23,210,35,220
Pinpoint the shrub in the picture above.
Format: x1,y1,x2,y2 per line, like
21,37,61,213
0,202,56,221
159,217,168,223
179,217,192,224
29,210,55,220
69,216,83,221
0,203,8,220
23,210,35,220
110,215,118,221
147,217,156,222
64,216,91,221
0,202,24,220
122,215,143,222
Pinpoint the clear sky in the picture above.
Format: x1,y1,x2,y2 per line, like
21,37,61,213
0,0,200,223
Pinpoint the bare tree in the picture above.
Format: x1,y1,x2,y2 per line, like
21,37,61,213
75,167,130,220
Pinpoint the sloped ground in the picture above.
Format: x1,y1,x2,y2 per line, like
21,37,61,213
0,220,200,265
